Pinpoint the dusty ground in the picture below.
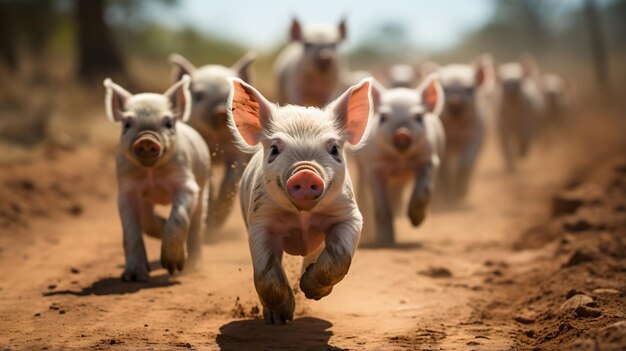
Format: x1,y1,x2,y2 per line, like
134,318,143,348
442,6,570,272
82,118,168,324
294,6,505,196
0,108,624,350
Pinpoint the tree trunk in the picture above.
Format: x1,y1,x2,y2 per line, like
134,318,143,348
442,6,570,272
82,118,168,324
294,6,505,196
0,3,18,72
584,0,610,92
74,0,124,81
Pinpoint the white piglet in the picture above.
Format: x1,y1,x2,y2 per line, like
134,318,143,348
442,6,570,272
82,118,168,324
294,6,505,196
274,18,347,107
104,76,211,281
226,77,375,324
496,56,545,172
355,75,445,246
169,52,255,232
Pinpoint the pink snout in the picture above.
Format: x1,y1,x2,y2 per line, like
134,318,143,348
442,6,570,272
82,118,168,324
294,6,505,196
132,133,162,165
286,169,325,210
393,128,413,152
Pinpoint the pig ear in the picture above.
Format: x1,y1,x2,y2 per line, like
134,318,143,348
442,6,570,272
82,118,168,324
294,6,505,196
328,78,375,149
169,53,196,83
290,18,302,42
338,18,347,41
164,75,192,122
103,78,132,122
417,73,444,116
232,51,256,83
474,54,496,92
226,77,274,153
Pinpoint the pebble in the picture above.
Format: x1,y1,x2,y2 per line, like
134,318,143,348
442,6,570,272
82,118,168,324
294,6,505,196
513,315,535,324
560,294,594,310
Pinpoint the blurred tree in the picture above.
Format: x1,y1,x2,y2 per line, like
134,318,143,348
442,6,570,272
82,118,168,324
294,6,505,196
0,0,59,76
584,0,610,91
74,0,125,81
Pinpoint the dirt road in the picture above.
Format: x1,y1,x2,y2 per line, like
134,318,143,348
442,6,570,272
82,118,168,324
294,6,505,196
0,113,624,350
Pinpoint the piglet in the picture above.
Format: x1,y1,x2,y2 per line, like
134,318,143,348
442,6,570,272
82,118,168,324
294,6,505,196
226,77,374,324
169,52,255,232
433,56,492,203
495,55,545,172
355,75,445,246
103,76,211,281
274,18,347,107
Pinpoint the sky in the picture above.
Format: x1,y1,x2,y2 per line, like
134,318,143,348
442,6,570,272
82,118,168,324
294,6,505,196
145,0,495,52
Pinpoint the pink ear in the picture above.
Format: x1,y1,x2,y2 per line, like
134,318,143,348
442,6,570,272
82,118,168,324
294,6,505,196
346,80,370,144
475,65,485,86
419,74,443,115
229,79,265,146
338,18,347,41
290,18,302,41
330,78,373,146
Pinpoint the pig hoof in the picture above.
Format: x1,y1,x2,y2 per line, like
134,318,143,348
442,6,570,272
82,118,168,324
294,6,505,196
121,266,150,282
262,300,294,325
300,268,333,300
408,203,427,227
161,244,185,275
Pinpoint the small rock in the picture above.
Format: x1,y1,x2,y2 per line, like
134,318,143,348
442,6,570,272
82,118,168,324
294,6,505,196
70,267,80,274
575,305,602,318
47,284,57,290
59,310,65,314
67,204,83,216
19,180,36,191
525,330,535,338
563,249,595,267
513,315,535,324
560,294,594,310
34,313,41,317
418,266,452,278
592,288,619,295
466,341,480,346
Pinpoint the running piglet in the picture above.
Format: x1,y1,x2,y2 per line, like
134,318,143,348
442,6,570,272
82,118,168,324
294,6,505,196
103,75,211,281
226,77,375,324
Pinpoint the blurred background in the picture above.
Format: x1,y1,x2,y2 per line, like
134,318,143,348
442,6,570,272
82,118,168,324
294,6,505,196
0,0,623,156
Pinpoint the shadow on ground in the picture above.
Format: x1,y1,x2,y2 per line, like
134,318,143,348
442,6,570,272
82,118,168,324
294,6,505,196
216,317,342,351
42,273,179,296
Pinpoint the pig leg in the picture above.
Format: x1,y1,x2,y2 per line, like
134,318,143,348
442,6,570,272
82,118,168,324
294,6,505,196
499,126,516,172
299,220,360,300
408,162,434,227
207,158,241,231
119,191,150,282
456,138,482,200
371,170,394,246
249,226,294,324
141,201,165,239
161,180,199,274
186,184,208,270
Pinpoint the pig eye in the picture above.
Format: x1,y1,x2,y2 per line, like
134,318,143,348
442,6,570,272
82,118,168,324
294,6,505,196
379,113,389,124
163,117,174,129
193,92,205,101
268,145,280,163
330,145,342,163
414,113,424,122
122,118,133,132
